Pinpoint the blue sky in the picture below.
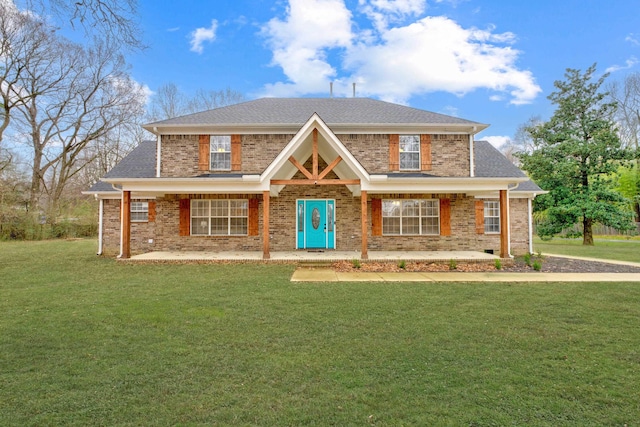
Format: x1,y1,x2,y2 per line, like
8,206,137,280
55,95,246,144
97,1,640,145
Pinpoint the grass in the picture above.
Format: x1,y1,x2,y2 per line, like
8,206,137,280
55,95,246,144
2,240,640,426
534,236,640,263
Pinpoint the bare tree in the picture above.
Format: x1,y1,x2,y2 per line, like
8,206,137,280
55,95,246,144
148,84,245,121
23,0,143,50
187,87,246,114
0,2,61,144
609,73,640,151
6,18,146,218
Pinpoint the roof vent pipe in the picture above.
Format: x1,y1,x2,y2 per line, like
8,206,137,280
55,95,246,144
330,82,333,98
352,82,356,98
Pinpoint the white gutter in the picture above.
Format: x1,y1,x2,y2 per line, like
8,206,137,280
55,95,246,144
155,129,161,178
97,197,104,255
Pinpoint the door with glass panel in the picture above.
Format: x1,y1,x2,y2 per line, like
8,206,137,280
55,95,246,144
296,199,335,249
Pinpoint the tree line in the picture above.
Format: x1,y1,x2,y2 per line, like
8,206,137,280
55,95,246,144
1,2,638,245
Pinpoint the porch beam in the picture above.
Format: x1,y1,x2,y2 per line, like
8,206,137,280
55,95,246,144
499,189,509,258
121,190,131,259
361,190,368,260
318,156,343,180
263,191,270,259
271,179,360,186
288,155,313,180
312,128,319,179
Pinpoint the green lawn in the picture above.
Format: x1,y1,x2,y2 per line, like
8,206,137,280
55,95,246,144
534,236,640,263
1,240,640,426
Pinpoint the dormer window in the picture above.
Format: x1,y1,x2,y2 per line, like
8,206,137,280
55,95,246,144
399,135,420,170
210,135,231,170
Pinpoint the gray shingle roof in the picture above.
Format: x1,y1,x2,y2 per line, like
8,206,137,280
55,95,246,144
87,140,156,192
87,135,542,194
146,98,484,127
474,140,542,192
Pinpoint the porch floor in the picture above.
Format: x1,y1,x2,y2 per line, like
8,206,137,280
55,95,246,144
128,250,500,262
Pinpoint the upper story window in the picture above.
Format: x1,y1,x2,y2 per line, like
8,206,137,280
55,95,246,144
399,135,420,170
130,201,149,222
382,199,439,235
484,201,500,234
210,135,231,170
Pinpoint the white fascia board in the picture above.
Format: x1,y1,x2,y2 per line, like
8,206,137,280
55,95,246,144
362,176,529,193
103,176,267,194
81,190,121,199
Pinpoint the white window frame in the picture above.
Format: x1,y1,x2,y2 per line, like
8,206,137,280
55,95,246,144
130,201,149,222
382,199,439,235
484,200,500,234
190,199,248,236
399,135,420,171
210,135,231,171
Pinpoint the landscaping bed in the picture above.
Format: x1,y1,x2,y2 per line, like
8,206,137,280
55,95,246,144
332,256,640,273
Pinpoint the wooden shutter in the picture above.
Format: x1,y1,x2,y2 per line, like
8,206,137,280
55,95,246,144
198,135,210,171
440,198,451,236
371,198,382,236
179,199,190,236
389,134,399,171
148,201,156,223
420,134,432,171
248,198,259,236
475,200,485,234
231,134,242,171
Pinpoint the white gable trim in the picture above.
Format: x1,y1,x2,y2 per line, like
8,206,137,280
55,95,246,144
260,113,370,188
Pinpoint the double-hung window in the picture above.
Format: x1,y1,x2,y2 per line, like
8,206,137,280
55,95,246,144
210,135,231,170
484,201,500,234
382,199,439,235
130,201,149,222
191,199,248,236
399,135,420,170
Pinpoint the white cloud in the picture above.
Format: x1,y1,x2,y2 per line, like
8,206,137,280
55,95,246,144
167,27,180,32
260,1,541,104
189,20,218,54
359,0,426,32
605,56,638,74
626,33,640,46
482,135,511,149
261,0,353,95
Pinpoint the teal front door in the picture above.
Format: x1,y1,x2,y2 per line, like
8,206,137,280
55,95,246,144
297,200,335,249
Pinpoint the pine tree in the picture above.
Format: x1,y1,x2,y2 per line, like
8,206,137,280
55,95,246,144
517,64,635,245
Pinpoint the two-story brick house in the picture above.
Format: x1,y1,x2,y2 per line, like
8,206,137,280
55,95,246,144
86,98,543,259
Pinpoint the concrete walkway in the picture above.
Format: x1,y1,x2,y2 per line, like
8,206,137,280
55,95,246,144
290,269,640,282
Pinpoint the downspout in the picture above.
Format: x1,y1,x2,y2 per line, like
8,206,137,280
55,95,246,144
113,184,124,258
97,196,104,255
506,183,518,258
155,129,161,178
528,197,534,254
469,128,476,177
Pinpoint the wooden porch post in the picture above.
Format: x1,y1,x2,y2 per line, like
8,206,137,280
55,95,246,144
361,190,368,260
499,189,509,258
263,191,270,259
121,190,131,259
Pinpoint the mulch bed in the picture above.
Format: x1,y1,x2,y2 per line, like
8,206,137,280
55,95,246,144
332,257,640,274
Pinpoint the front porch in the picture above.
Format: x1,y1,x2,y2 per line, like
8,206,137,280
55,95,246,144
126,250,501,263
